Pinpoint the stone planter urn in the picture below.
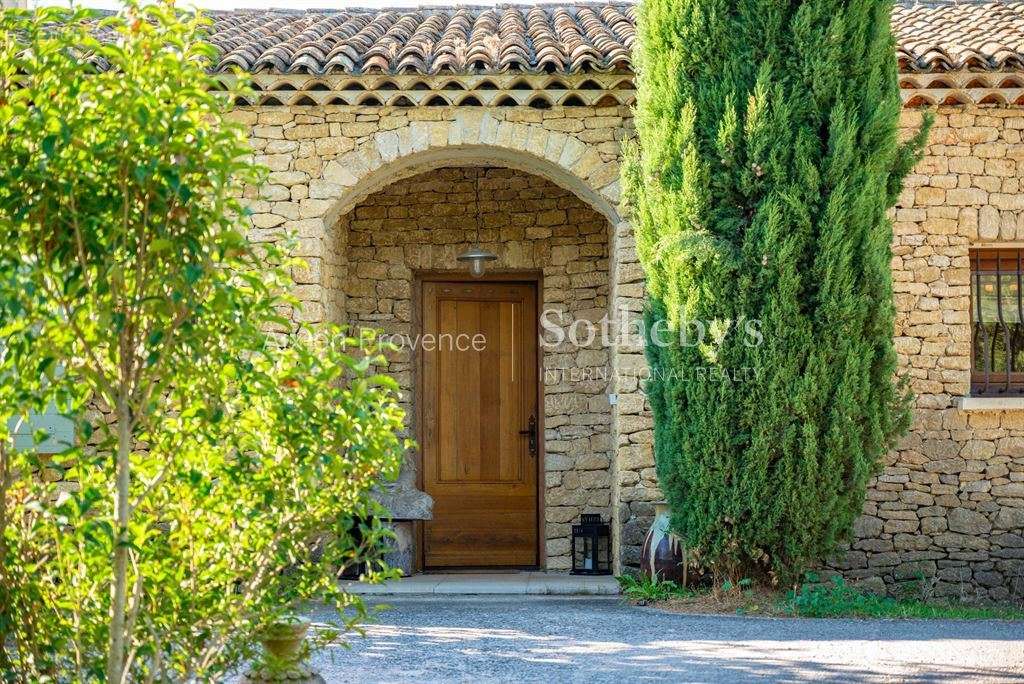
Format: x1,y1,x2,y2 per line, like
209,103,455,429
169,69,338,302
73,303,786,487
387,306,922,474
242,616,325,684
640,501,688,585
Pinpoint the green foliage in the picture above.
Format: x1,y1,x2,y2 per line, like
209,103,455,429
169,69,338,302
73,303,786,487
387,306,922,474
619,573,1024,619
0,3,406,681
625,0,930,582
616,574,692,602
719,577,752,593
786,576,1024,620
787,576,896,618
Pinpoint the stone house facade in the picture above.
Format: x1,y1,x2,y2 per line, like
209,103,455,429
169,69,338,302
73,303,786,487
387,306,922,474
201,3,1024,598
834,104,1024,601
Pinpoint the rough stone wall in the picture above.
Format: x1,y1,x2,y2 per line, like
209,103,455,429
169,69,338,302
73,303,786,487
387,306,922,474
231,100,1024,593
608,242,656,572
827,105,1024,601
231,103,648,572
338,165,613,570
598,103,1024,595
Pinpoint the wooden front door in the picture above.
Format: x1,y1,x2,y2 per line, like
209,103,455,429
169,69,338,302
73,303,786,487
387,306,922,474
421,280,539,568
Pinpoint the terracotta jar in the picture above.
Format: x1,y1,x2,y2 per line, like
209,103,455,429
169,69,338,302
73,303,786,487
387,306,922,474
261,619,310,662
243,617,325,684
640,501,687,584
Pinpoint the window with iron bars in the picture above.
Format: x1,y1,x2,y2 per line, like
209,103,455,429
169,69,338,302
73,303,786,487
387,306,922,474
971,248,1024,396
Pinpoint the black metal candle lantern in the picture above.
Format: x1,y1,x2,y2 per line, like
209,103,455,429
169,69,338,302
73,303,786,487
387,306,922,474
571,514,612,575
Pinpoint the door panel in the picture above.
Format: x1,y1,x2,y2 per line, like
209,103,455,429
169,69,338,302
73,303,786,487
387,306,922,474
422,281,538,568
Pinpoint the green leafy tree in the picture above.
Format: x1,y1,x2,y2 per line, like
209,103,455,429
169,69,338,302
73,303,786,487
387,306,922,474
0,3,405,681
625,0,929,582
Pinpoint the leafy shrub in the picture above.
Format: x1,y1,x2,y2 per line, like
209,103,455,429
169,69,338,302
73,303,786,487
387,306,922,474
0,3,406,680
625,0,929,582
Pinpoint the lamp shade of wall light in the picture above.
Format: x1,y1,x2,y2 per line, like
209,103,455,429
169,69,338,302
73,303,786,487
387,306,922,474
456,246,498,277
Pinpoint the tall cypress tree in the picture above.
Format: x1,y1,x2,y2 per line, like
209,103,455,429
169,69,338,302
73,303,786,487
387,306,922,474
625,0,929,582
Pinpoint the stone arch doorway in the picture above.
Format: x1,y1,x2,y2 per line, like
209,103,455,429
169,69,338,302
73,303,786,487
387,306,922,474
330,163,616,571
242,106,652,574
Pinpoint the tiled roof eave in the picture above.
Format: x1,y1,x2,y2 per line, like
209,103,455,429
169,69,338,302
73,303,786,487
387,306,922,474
205,68,1024,110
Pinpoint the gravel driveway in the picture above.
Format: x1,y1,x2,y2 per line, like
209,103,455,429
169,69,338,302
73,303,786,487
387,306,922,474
299,597,1024,683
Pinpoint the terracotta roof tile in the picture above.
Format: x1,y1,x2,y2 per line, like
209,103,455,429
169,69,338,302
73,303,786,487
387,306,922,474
207,5,637,75
894,1,1024,71
91,2,1024,75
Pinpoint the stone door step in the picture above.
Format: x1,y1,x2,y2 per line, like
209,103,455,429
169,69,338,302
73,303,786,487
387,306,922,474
341,571,619,596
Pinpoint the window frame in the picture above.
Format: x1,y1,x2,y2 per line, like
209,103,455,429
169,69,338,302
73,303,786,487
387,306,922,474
969,247,1024,396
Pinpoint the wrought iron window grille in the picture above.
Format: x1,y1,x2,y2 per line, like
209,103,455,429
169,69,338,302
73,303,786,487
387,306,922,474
971,248,1024,396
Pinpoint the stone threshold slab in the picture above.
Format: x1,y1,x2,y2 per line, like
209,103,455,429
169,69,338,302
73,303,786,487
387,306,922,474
341,571,619,596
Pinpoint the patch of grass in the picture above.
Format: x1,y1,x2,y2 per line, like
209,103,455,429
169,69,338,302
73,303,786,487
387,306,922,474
784,577,1024,621
624,574,1024,621
616,574,692,602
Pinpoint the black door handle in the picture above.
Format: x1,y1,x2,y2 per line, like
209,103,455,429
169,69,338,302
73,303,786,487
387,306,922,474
518,415,537,457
